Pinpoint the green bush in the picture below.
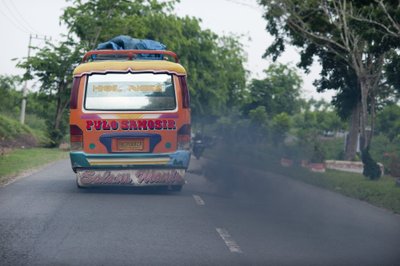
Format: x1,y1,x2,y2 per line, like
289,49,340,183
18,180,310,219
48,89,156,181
0,115,32,140
310,142,326,163
24,114,47,132
0,114,52,148
370,134,400,175
31,129,52,147
322,137,345,160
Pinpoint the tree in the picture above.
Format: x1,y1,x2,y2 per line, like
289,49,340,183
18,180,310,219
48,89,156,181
384,51,400,102
348,0,400,40
259,0,400,177
244,63,302,117
376,104,400,142
61,0,177,50
61,0,247,121
248,106,269,143
16,0,247,144
0,75,22,115
310,50,361,160
17,39,83,146
271,112,291,144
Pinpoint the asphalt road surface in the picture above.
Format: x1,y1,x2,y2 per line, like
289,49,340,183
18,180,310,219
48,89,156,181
1,158,399,265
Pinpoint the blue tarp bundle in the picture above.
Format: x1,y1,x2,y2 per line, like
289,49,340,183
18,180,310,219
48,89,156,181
96,35,166,59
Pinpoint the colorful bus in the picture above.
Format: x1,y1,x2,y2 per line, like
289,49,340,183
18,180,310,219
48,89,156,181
69,50,191,190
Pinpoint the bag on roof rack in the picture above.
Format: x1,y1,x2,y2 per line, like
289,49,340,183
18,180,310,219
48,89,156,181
95,35,167,60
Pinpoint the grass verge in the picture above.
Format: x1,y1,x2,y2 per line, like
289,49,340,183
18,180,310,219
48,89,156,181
276,166,400,214
206,145,400,214
0,148,68,185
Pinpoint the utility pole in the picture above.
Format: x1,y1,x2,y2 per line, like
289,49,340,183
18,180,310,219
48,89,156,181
19,34,32,124
19,34,52,124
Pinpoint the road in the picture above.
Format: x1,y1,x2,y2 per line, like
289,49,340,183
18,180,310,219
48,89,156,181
0,158,399,265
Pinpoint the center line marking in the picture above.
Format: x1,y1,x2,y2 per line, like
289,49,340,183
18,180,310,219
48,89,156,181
192,194,205,206
216,228,243,253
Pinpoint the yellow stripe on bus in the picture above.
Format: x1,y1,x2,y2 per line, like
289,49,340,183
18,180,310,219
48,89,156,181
88,158,170,166
99,114,145,119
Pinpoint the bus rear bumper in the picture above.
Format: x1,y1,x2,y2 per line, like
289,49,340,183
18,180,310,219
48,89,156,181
70,150,191,171
76,168,186,187
70,151,190,187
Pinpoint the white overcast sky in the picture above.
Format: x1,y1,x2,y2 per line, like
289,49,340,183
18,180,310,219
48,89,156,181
0,0,333,100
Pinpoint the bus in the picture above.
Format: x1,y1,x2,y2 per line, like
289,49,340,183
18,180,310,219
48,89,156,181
69,49,191,191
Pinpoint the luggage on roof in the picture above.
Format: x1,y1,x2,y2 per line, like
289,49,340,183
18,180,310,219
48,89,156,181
94,35,167,60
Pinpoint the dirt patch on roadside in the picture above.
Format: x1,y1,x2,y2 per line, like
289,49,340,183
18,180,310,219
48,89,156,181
0,134,38,155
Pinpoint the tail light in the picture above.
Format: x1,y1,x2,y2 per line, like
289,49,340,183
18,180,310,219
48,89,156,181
177,124,191,150
70,125,83,151
179,76,190,109
69,77,81,109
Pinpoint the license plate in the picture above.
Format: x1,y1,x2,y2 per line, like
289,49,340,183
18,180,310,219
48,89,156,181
117,138,144,152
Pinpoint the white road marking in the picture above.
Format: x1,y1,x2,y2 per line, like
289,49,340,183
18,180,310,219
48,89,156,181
216,228,243,253
192,194,205,206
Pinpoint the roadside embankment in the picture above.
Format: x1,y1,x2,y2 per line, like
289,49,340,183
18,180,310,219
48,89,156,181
0,114,52,153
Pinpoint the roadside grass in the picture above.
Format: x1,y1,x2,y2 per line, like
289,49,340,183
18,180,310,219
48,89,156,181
0,148,68,184
0,114,32,139
206,144,400,214
0,114,52,147
276,166,400,214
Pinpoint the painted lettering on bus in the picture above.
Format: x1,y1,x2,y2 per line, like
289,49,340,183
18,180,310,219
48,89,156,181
80,171,132,185
135,170,184,184
86,119,176,131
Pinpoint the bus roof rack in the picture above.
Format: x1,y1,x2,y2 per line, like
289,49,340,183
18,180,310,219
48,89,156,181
82,50,179,63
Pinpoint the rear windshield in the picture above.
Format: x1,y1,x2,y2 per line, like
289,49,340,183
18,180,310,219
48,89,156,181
84,72,176,111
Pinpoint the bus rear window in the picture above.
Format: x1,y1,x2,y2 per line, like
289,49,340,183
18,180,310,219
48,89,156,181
85,72,176,111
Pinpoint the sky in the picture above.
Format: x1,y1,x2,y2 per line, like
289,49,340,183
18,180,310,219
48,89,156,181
0,0,334,101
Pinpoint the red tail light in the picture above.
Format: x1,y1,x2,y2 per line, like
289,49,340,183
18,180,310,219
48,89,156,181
179,76,190,109
70,125,83,151
177,124,191,150
69,77,81,109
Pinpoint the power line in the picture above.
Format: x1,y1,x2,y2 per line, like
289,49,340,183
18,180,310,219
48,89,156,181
6,0,39,34
223,0,262,11
0,3,30,33
2,0,29,32
1,0,33,33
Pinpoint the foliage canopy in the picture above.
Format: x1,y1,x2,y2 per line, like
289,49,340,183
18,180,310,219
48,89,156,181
61,0,247,119
16,0,247,145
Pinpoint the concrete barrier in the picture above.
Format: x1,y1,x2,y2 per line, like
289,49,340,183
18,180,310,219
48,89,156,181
308,163,326,173
325,160,384,175
280,158,293,167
